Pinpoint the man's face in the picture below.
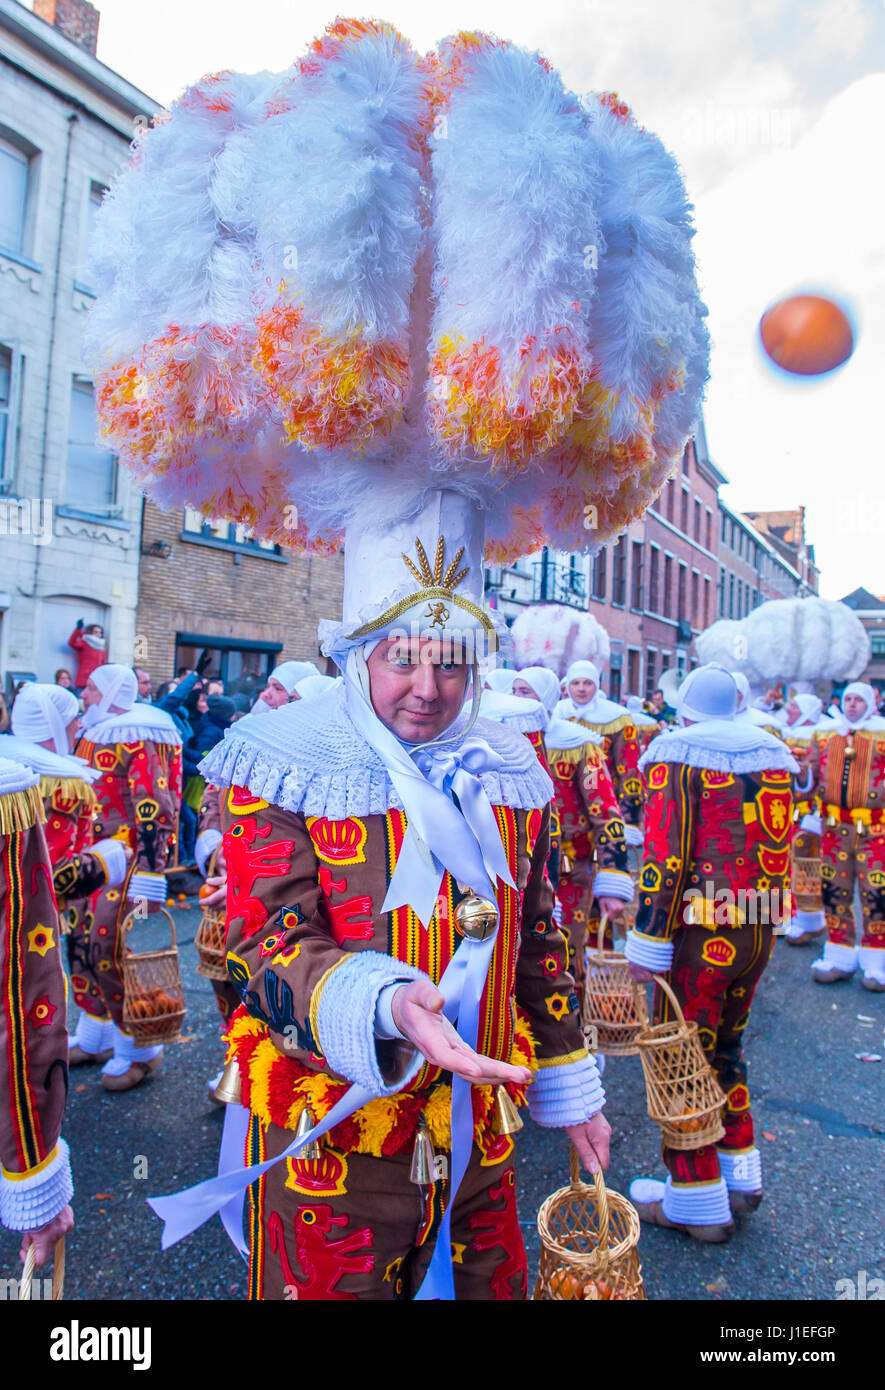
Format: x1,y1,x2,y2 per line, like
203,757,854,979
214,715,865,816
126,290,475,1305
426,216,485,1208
136,668,152,698
651,692,664,711
261,677,290,709
843,692,868,722
82,678,101,709
569,677,596,704
786,700,801,726
367,637,470,743
512,677,539,702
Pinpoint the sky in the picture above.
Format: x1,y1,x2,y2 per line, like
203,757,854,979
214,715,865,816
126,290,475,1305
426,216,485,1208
65,0,884,599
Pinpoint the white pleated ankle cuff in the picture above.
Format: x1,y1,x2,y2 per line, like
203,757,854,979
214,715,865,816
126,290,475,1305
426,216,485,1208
790,910,824,934
858,947,885,984
315,951,427,1095
195,828,223,877
813,942,858,972
662,1176,731,1225
0,1140,73,1232
592,869,634,902
72,1011,111,1053
90,837,129,888
527,1054,605,1127
129,871,167,903
623,824,644,848
625,930,674,973
718,1147,762,1192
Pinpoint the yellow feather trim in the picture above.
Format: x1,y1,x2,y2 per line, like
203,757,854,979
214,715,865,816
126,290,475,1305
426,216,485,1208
545,745,586,765
577,713,635,737
0,783,45,834
39,775,97,809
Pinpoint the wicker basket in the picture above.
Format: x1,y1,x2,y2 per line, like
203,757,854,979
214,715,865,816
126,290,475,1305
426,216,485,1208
634,975,726,1150
18,1238,65,1300
792,853,822,910
583,919,648,1057
194,848,228,980
121,907,186,1045
533,1146,646,1301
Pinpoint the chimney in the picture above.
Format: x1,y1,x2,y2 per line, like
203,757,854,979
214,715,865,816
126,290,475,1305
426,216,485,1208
33,0,100,57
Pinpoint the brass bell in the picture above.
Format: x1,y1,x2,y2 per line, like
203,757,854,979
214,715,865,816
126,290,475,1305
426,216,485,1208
845,737,856,762
491,1085,523,1136
409,1117,436,1186
453,894,499,941
212,1057,242,1106
559,851,573,877
294,1105,323,1161
856,819,865,837
827,814,837,828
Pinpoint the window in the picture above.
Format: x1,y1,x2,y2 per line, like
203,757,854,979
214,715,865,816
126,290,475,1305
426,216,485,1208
678,563,687,618
667,481,675,523
612,537,627,606
65,378,117,512
871,633,885,659
718,568,725,617
609,666,622,702
0,136,29,256
694,499,701,542
691,571,700,628
682,442,690,475
680,489,689,533
182,506,280,554
703,576,711,627
627,649,640,696
705,508,712,551
0,344,22,488
729,572,735,618
631,541,643,610
175,634,283,700
591,548,607,600
648,547,660,612
721,511,727,544
645,650,657,702
663,555,673,616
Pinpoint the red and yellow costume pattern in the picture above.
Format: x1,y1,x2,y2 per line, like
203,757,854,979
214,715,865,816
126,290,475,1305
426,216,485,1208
220,790,585,1300
67,736,182,1024
571,711,644,828
0,786,69,1194
635,761,793,1187
807,727,885,953
40,775,111,910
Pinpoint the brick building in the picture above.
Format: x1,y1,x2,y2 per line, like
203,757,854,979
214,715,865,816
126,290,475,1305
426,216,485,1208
839,587,885,695
135,501,343,700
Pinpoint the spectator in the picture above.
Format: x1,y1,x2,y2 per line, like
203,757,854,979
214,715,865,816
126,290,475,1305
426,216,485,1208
646,688,676,725
134,667,153,702
67,621,107,691
206,679,225,696
54,668,73,690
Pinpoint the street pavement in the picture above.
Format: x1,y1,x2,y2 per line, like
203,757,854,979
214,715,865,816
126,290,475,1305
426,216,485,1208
2,905,882,1302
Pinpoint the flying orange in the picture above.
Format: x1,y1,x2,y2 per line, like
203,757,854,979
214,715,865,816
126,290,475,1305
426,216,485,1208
759,294,854,376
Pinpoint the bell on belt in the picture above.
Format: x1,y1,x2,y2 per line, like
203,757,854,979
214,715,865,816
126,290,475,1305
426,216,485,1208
294,1105,323,1161
492,1085,523,1136
827,814,837,828
409,1117,436,1187
845,737,856,762
559,851,573,877
453,894,499,941
212,1058,242,1106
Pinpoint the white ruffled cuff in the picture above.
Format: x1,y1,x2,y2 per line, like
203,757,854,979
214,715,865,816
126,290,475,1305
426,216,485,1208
129,871,167,903
625,930,674,973
593,868,634,903
90,837,128,888
662,1176,731,1225
0,1140,73,1232
799,813,822,836
374,982,409,1040
527,1054,606,1127
315,952,427,1095
623,824,644,848
195,829,223,877
718,1147,762,1192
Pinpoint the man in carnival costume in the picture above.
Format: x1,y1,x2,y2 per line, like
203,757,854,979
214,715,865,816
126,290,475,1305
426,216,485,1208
81,18,709,1296
67,665,183,1089
805,682,885,990
0,758,75,1267
625,665,798,1241
779,693,827,948
554,660,645,832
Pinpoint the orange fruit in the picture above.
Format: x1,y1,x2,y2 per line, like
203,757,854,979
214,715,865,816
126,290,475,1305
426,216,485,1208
199,883,213,902
759,294,854,376
550,1268,585,1300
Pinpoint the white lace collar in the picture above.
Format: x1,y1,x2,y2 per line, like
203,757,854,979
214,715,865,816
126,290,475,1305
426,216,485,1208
638,719,800,774
78,706,182,747
0,735,99,783
199,683,553,817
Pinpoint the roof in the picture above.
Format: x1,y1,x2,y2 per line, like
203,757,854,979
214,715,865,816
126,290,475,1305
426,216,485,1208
841,587,885,611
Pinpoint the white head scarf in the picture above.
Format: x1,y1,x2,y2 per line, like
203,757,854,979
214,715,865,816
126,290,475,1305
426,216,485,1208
514,666,561,714
788,693,823,729
677,664,738,725
12,683,79,755
294,674,339,702
80,664,138,727
829,680,885,734
484,669,515,693
270,661,321,695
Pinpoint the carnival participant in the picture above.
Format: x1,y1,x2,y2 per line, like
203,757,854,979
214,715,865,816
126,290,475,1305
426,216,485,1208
0,757,74,1266
67,666,183,1089
626,694,660,753
252,662,322,713
2,683,131,1063
734,673,785,738
625,665,798,1240
553,660,644,830
780,694,827,947
515,665,633,994
806,682,885,990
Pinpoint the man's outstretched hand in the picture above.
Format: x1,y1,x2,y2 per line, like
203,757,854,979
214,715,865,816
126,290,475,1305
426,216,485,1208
20,1205,73,1265
391,980,532,1087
